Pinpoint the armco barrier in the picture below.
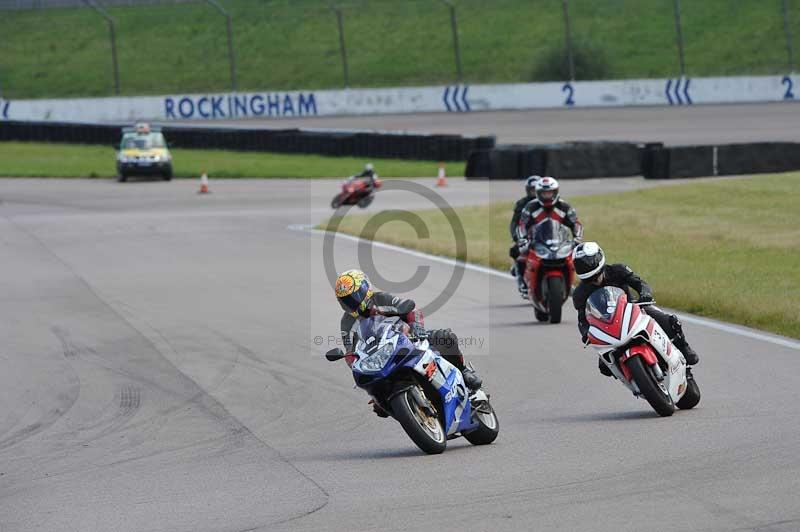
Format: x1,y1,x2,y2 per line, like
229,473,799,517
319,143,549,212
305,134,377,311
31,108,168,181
642,143,800,179
0,120,495,161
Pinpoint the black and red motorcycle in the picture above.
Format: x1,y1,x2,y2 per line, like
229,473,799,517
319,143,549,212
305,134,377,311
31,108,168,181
331,176,382,209
522,219,576,324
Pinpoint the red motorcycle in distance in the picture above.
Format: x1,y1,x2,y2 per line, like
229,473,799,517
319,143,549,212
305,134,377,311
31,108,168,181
522,220,576,324
331,176,382,209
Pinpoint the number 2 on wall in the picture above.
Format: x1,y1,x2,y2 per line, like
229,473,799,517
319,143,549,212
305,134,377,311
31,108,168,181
782,76,795,100
562,83,575,106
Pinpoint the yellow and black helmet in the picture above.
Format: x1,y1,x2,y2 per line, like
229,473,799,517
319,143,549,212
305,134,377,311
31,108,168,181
335,269,373,316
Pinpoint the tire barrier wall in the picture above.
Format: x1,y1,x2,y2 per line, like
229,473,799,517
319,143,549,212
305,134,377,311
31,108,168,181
0,120,496,162
642,143,800,179
466,142,800,180
465,142,650,180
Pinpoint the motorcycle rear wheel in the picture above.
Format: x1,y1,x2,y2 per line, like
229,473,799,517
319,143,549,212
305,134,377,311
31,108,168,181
357,194,374,208
676,369,701,409
463,399,500,445
625,356,675,417
390,386,447,454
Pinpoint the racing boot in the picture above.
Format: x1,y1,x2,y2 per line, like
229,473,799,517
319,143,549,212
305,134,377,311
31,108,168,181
369,399,389,418
675,339,699,366
509,263,517,277
670,315,699,365
461,367,483,390
517,273,529,300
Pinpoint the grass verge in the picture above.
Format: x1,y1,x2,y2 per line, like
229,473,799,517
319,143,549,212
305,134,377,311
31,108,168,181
321,173,800,339
0,141,448,178
1,0,797,98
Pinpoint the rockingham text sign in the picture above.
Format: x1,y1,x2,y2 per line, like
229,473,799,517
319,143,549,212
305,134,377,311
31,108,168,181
1,75,796,123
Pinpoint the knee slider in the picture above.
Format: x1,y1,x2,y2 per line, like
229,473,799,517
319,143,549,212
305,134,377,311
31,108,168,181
431,329,457,349
669,314,686,338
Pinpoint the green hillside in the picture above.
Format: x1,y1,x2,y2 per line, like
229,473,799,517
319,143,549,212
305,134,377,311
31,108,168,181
0,0,797,99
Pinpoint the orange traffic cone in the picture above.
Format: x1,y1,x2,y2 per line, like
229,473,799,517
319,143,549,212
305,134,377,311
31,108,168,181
436,164,447,187
198,171,210,194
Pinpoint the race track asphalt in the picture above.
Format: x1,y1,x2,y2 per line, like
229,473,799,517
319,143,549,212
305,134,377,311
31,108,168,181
182,102,800,145
1,176,798,532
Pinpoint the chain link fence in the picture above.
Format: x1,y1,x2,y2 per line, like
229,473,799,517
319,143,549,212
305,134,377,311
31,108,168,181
0,0,198,8
0,0,797,98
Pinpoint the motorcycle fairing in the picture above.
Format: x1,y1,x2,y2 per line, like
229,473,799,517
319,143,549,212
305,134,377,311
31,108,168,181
587,294,647,348
642,320,686,400
587,288,687,401
335,176,380,206
618,344,659,381
412,349,476,436
350,317,477,436
524,219,575,311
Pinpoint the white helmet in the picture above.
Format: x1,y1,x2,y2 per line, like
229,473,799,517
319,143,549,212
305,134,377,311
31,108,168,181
365,163,374,171
535,176,560,207
572,242,606,280
525,175,541,196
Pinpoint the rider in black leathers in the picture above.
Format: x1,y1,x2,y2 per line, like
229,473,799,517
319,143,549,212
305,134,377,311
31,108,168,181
571,242,700,376
508,176,540,295
354,163,377,192
515,177,584,297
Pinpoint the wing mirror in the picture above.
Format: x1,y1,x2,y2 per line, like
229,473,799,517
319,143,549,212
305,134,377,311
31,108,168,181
325,348,346,361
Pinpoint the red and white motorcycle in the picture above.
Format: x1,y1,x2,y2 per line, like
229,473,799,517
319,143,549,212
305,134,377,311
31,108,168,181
585,286,701,417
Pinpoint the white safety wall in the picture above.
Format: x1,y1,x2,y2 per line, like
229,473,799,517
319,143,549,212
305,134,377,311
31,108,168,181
0,75,797,123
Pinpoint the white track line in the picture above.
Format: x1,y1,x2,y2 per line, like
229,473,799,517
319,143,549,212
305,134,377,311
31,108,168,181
673,314,800,350
292,225,800,351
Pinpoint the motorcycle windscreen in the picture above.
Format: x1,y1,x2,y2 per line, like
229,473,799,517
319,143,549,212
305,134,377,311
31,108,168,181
586,286,627,323
358,315,399,347
533,220,573,259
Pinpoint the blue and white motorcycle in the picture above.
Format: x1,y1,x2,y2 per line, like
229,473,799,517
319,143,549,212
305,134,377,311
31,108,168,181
326,315,499,454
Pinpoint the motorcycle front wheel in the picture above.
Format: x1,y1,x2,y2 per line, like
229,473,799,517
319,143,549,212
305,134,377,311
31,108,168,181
625,356,675,417
390,386,447,454
331,193,345,209
546,276,564,324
